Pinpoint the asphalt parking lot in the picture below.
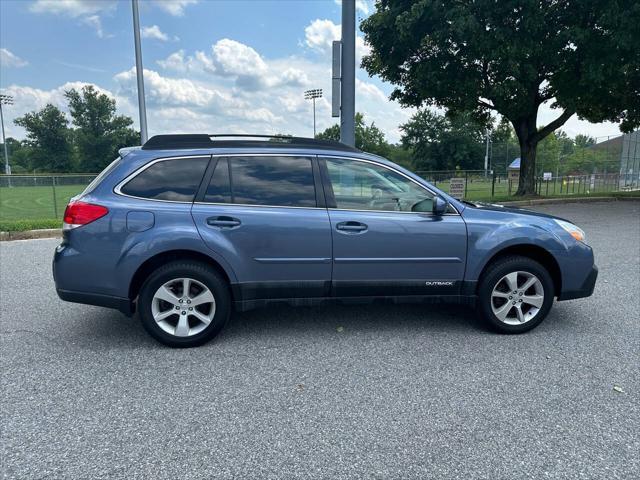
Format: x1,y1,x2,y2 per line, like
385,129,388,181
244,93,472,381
1,201,639,479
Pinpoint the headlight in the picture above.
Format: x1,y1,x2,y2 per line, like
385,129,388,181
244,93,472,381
554,219,586,243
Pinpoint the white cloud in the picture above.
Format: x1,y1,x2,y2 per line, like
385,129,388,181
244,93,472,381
30,0,117,17
81,15,109,38
212,39,268,77
304,19,370,62
157,50,215,73
356,78,386,102
31,0,115,37
142,25,169,42
158,40,310,91
150,0,199,16
334,0,372,16
113,67,283,126
538,103,620,140
0,48,28,68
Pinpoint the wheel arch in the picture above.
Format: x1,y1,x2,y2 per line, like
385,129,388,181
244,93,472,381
128,249,234,301
476,244,562,296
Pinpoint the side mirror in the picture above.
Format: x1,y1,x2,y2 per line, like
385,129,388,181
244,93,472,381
432,195,448,216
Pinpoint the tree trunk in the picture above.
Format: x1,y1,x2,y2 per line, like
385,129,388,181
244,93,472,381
514,117,539,196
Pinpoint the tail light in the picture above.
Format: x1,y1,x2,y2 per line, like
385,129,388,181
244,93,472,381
63,201,109,230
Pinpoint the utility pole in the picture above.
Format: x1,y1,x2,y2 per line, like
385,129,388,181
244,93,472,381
340,0,355,147
131,0,148,144
0,94,13,177
304,89,323,137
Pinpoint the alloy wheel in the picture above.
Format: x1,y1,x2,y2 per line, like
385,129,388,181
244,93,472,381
151,277,216,337
490,271,545,325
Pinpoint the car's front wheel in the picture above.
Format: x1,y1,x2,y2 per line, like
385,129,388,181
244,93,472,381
138,261,230,347
478,255,555,333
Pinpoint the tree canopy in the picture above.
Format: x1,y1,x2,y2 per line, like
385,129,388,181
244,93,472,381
65,85,138,172
13,104,73,173
400,110,486,171
316,112,391,157
11,85,138,173
361,0,640,194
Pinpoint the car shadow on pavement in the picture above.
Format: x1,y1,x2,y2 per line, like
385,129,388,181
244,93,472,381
66,302,489,350
70,300,585,349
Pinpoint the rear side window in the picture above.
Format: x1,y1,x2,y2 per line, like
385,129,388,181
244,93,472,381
120,156,209,201
81,157,121,196
204,156,316,207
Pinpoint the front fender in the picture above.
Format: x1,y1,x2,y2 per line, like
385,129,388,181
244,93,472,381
464,214,568,283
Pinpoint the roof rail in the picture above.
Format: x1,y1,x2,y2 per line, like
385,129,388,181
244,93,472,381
140,134,360,152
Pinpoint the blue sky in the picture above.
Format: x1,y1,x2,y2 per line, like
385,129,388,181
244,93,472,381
0,0,622,143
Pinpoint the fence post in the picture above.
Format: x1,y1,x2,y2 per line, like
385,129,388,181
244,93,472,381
52,176,58,219
464,171,468,198
491,171,496,198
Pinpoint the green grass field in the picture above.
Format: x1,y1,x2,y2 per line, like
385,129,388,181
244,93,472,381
0,184,88,221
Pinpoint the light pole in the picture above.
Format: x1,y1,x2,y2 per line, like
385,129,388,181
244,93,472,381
304,89,323,137
131,0,148,144
0,94,13,176
340,0,355,146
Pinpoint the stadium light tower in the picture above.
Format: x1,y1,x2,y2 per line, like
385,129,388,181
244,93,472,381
0,94,13,176
304,89,323,137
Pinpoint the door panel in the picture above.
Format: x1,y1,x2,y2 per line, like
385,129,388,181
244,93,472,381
322,156,467,297
192,204,332,299
328,210,466,296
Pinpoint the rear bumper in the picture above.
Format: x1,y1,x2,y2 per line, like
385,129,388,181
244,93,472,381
557,265,598,301
56,288,134,316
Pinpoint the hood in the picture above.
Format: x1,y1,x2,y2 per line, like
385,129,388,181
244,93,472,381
460,200,570,222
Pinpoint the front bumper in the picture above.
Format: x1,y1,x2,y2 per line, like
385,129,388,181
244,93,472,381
557,265,598,301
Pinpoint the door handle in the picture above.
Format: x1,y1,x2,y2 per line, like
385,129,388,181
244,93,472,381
336,221,368,233
206,216,241,228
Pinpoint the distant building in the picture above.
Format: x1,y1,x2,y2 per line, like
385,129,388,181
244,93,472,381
508,157,520,181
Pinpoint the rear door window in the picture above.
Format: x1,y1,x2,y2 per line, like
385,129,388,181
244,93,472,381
204,156,316,207
120,156,209,202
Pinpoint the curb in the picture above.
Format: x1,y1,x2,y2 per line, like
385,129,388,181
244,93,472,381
498,196,639,207
0,228,62,241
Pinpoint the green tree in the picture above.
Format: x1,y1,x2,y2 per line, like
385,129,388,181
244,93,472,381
574,134,596,149
317,112,391,157
13,104,73,173
361,0,640,195
4,137,32,173
400,110,486,171
65,85,138,172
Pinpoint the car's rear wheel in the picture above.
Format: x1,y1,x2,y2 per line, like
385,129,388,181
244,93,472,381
138,261,230,347
478,255,555,333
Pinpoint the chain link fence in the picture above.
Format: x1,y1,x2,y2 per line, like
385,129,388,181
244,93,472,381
0,174,96,221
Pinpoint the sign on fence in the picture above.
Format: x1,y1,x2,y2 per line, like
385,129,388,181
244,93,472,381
543,172,553,181
449,177,465,199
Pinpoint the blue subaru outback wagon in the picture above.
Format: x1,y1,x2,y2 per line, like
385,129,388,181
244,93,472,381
53,134,597,347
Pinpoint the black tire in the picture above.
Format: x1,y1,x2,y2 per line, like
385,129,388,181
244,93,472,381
477,255,555,334
138,261,231,347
